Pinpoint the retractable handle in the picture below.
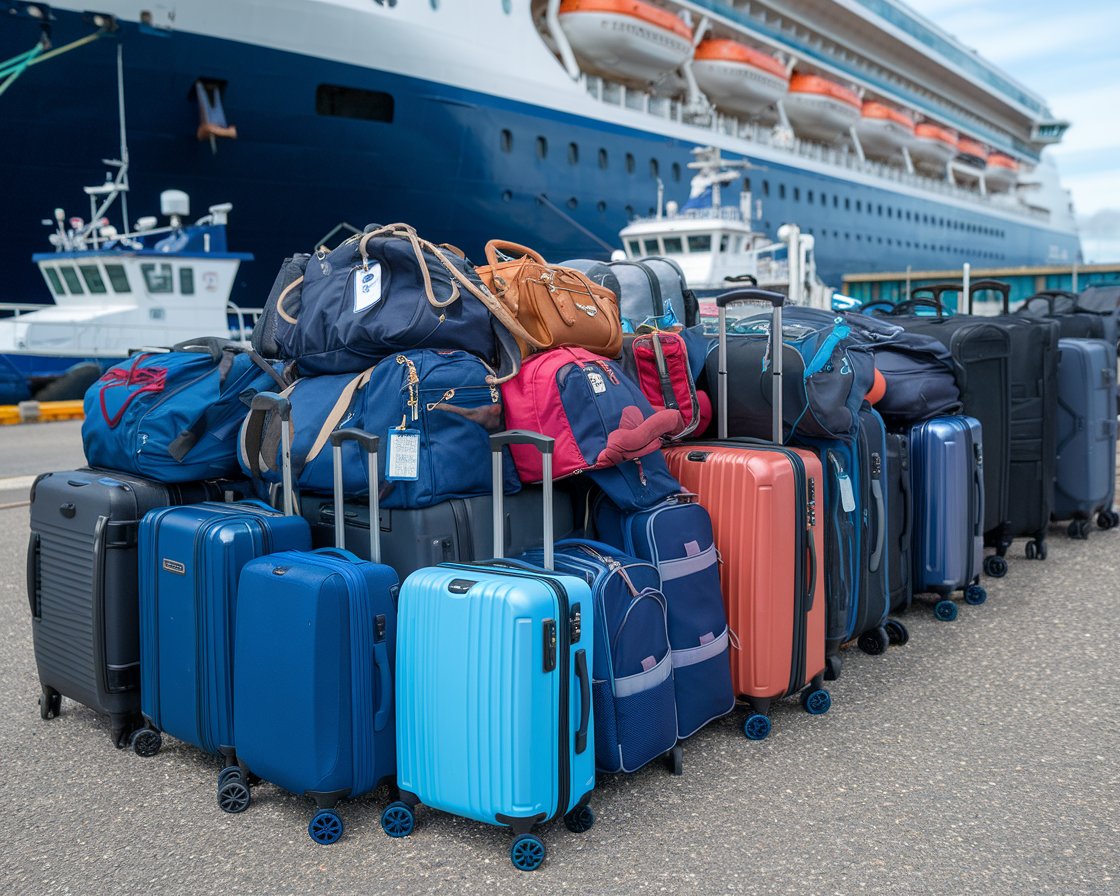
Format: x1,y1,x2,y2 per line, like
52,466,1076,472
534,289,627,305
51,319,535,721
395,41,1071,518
715,287,786,444
489,431,555,569
329,428,381,563
249,392,295,516
968,279,1011,315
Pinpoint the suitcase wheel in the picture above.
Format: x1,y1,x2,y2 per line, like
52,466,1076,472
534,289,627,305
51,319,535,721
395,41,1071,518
933,599,959,622
857,627,890,656
1069,519,1092,539
665,743,684,777
1024,539,1048,561
308,809,344,845
964,585,988,606
885,619,909,646
510,833,546,872
380,801,416,839
129,728,162,758
38,687,61,721
563,804,595,834
216,770,251,815
983,555,1008,578
742,713,772,741
1097,510,1120,530
801,688,832,716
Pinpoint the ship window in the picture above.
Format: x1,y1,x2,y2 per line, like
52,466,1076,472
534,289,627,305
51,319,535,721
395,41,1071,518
779,184,786,199
762,180,770,197
59,266,84,295
315,85,394,123
845,197,851,211
833,195,838,208
598,148,608,169
807,190,814,204
500,129,512,152
793,187,800,202
720,235,730,252
566,197,578,209
502,190,512,202
597,200,606,213
568,142,579,165
502,0,511,12
663,236,683,253
688,235,711,253
671,162,681,182
627,240,641,255
877,204,883,216
626,153,635,174
104,264,131,293
79,265,107,294
625,205,634,218
141,263,174,294
536,136,548,159
43,267,65,296
855,200,862,212
650,158,659,178
180,267,195,295
642,239,660,254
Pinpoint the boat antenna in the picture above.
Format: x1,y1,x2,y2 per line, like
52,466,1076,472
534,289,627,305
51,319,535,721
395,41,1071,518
116,44,129,234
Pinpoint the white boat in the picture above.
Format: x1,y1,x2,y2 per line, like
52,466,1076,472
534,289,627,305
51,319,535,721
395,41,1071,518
691,39,789,119
782,73,861,144
855,101,915,161
986,153,1019,192
911,123,959,173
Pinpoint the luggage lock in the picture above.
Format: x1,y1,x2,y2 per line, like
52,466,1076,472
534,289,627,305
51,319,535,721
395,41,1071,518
543,620,557,672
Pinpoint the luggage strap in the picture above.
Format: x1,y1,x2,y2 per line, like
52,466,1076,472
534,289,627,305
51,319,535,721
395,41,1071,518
97,354,166,429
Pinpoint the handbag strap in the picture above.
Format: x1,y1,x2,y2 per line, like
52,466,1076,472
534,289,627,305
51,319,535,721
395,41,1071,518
485,239,547,268
275,276,304,325
359,223,461,309
98,355,166,429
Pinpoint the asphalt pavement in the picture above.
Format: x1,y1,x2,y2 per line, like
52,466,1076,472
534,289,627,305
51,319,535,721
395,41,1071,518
0,421,1116,895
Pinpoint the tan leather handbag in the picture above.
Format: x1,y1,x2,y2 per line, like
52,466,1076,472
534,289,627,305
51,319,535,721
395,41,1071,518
476,240,623,359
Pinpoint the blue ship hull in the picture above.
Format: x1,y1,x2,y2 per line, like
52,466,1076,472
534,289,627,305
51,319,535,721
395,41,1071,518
1,11,1081,311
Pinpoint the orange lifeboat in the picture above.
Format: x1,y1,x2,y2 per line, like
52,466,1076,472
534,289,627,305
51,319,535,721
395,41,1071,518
783,73,861,143
692,39,789,118
558,0,693,86
911,123,958,172
956,137,990,167
986,153,1019,191
855,101,915,161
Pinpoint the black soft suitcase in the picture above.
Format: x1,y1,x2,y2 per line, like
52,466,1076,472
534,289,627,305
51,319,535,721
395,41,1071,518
1016,291,1106,340
884,432,913,616
27,469,218,746
1075,284,1120,350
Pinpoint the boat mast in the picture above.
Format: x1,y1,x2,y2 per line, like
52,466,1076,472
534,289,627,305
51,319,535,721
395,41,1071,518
115,44,129,235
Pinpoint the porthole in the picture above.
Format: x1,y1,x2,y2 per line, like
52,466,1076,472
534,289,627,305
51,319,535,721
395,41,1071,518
536,136,548,159
598,148,608,169
500,129,512,153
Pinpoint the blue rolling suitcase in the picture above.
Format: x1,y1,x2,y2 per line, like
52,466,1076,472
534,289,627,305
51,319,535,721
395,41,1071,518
909,415,988,621
592,494,735,741
132,393,311,759
228,426,399,844
382,432,595,872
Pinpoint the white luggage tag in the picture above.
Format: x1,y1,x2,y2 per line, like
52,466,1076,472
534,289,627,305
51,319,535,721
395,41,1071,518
837,472,857,513
353,262,383,313
386,424,421,481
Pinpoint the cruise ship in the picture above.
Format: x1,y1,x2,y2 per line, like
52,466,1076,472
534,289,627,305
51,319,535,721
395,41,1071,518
1,0,1080,308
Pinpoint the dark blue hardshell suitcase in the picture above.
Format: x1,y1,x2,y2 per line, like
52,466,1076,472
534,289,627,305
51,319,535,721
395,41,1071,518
229,424,399,843
592,494,734,740
132,394,311,759
909,415,987,621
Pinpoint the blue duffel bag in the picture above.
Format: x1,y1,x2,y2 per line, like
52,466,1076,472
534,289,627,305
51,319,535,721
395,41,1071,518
82,338,286,482
238,349,520,507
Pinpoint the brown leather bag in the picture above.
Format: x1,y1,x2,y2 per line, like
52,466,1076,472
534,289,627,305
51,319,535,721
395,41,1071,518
476,240,623,359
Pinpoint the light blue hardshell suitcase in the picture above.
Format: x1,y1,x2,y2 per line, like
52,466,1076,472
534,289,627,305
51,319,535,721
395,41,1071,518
228,423,399,845
132,393,311,760
909,415,987,621
382,432,595,872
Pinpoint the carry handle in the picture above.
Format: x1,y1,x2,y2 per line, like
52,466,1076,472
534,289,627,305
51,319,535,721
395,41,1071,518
969,279,1010,315
485,239,548,269
897,451,912,544
372,638,392,732
716,287,786,444
869,475,885,573
574,648,590,755
804,528,817,613
249,392,295,516
171,336,236,363
893,297,946,317
329,429,381,564
490,431,555,569
26,532,40,619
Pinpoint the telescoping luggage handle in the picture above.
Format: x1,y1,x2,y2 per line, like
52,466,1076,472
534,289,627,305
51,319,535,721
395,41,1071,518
716,288,786,443
489,431,555,570
329,429,382,564
249,392,296,516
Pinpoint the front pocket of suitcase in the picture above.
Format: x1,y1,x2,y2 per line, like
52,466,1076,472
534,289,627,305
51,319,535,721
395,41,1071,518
591,678,622,773
612,657,677,772
671,628,734,738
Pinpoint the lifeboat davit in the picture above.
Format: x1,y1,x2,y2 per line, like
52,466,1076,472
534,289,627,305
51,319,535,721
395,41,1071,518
855,102,914,160
558,0,693,86
986,153,1019,191
782,74,861,143
692,39,789,118
911,123,958,172
956,137,989,167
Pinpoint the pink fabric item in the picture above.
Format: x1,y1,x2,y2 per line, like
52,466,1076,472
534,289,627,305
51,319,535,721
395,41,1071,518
594,406,682,468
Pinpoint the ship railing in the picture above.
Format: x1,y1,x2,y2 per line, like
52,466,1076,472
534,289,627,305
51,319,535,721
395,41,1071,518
227,302,264,345
0,303,53,318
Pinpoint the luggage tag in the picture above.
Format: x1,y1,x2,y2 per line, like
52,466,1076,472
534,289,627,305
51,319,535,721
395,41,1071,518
386,425,421,481
837,472,857,513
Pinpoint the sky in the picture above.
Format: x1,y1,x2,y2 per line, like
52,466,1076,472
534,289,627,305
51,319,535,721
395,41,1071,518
903,0,1120,218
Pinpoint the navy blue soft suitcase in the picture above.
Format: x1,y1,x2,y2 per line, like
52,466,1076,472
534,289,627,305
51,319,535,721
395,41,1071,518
132,393,311,759
909,415,988,621
228,425,399,844
592,494,735,741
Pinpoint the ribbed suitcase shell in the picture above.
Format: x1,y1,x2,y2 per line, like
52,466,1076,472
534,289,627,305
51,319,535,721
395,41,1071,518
395,564,595,830
850,407,890,642
233,550,398,801
1053,338,1117,522
28,470,214,746
662,442,826,703
138,502,310,754
909,417,984,595
884,434,913,613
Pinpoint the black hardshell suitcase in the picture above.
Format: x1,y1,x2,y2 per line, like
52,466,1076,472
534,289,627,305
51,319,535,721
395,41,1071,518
27,469,218,746
884,433,913,615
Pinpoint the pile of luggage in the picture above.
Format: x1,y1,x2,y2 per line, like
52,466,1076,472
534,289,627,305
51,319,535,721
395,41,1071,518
26,224,1119,871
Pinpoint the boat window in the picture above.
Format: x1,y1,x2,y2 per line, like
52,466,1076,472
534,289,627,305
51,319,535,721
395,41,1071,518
833,195,839,208
856,200,862,212
642,238,660,255
598,148,608,170
793,187,800,202
627,240,641,256
43,267,65,297
315,85,394,123
650,158,659,178
596,201,606,213
180,267,195,295
566,197,578,209
502,190,512,202
500,129,512,152
719,235,730,252
536,136,548,159
502,0,511,11
671,162,681,182
79,265,107,294
762,180,770,197
104,264,131,293
141,263,174,294
845,197,851,211
779,184,786,199
568,142,579,165
807,190,814,204
59,266,84,295
663,236,683,253
877,204,883,216
626,153,635,174
687,235,711,253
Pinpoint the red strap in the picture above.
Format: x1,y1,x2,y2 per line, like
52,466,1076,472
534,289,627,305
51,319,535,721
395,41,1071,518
98,355,167,429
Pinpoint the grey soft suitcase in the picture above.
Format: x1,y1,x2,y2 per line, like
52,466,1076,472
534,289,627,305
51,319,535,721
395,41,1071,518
300,487,576,578
27,469,217,746
1053,338,1120,536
